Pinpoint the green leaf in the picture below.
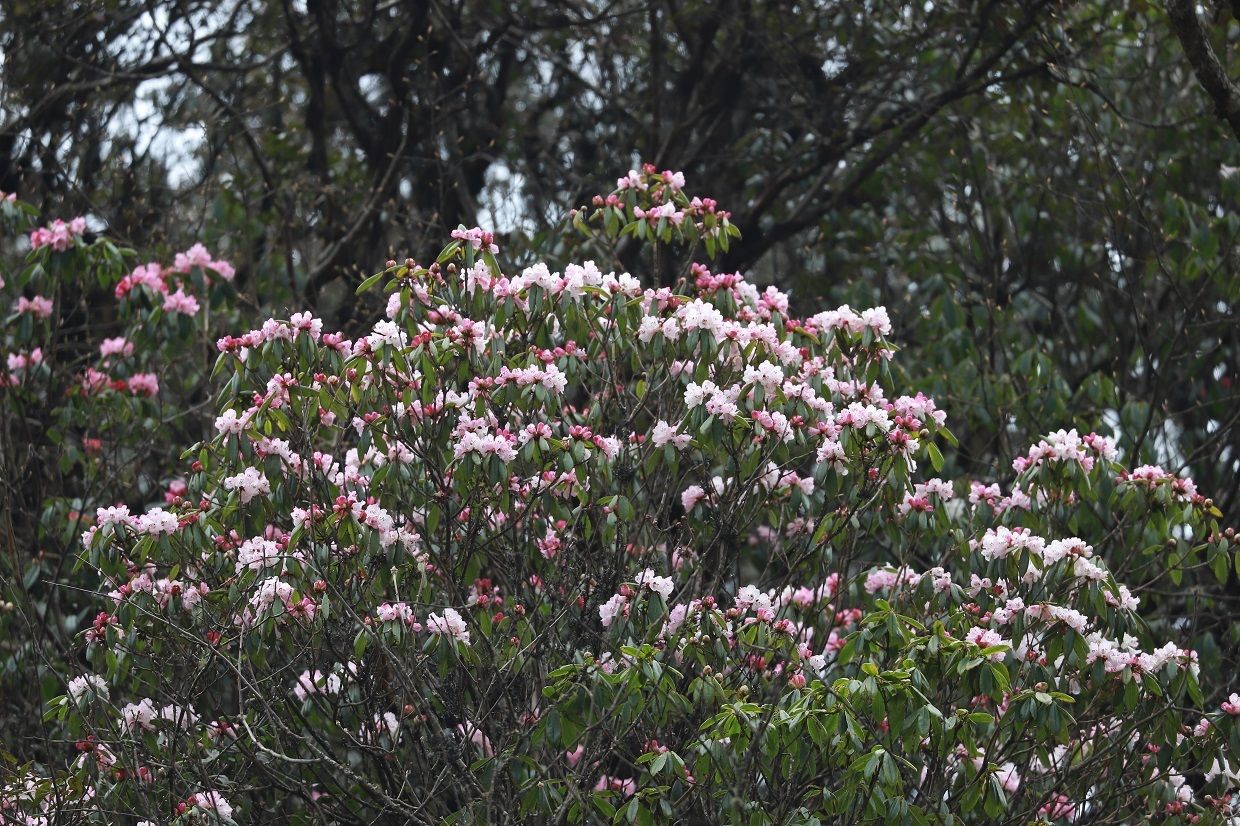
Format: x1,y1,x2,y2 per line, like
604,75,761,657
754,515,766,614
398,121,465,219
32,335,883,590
437,240,462,263
1213,549,1230,584
356,270,388,295
987,663,1009,693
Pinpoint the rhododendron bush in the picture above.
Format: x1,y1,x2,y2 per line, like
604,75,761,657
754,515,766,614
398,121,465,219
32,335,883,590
4,170,1240,824
0,193,246,767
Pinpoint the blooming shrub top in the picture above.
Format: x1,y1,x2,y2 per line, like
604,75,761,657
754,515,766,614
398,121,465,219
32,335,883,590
4,169,1239,824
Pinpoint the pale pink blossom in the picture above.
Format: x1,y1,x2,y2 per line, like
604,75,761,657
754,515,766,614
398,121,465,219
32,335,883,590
67,674,109,705
127,373,159,396
15,295,54,318
427,607,470,644
162,288,200,316
190,791,234,821
99,337,133,358
634,569,674,600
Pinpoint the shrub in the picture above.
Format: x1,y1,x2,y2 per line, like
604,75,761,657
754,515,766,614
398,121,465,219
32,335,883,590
0,194,239,764
5,170,1239,824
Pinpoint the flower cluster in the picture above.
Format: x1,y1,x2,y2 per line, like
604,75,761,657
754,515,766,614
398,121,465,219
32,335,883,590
29,216,86,251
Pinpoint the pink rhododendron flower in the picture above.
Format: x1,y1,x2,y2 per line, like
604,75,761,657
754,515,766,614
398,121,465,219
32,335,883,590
127,373,159,396
121,698,157,732
223,467,271,503
965,627,1008,661
67,674,109,705
427,607,470,644
680,484,706,511
190,791,234,820
634,569,674,600
29,217,85,251
599,593,628,628
450,226,499,254
593,775,637,796
136,508,178,536
98,337,134,358
163,288,200,316
15,295,54,319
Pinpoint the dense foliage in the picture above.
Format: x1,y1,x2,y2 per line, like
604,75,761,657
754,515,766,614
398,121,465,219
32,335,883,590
0,194,248,760
2,171,1238,823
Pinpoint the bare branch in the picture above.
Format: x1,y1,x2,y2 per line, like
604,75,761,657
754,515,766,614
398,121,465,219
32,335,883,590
1166,0,1240,139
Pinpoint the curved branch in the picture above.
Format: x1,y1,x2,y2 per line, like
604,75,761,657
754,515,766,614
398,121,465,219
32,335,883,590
1165,0,1240,140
